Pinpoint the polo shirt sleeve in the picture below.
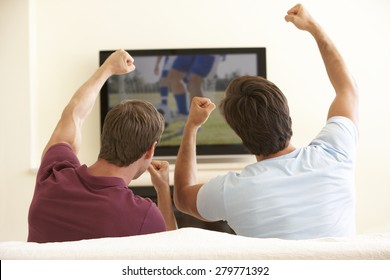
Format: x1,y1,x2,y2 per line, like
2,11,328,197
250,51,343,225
37,143,81,183
139,202,166,234
197,174,228,222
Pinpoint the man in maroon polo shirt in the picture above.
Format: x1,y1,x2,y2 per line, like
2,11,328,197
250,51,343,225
28,49,176,243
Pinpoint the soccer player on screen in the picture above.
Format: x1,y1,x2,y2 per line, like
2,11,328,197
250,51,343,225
168,55,218,117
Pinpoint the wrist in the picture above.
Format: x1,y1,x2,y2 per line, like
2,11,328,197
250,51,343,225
184,121,201,133
96,64,113,81
308,21,323,39
154,182,170,192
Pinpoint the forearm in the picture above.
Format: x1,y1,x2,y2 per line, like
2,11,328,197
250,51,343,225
43,66,112,156
174,123,199,209
156,186,177,231
285,4,357,101
42,50,135,158
173,97,214,219
68,66,112,124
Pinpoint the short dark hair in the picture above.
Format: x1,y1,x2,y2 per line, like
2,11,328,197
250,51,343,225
99,100,164,166
219,76,292,156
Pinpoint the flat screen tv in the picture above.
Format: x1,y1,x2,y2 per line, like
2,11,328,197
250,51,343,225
99,48,266,160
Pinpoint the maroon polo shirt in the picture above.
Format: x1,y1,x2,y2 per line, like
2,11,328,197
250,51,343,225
28,143,165,243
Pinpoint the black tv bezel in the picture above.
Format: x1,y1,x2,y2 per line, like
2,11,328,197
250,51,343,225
99,47,266,157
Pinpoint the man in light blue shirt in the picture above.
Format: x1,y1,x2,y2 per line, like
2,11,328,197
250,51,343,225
197,116,357,239
174,4,359,239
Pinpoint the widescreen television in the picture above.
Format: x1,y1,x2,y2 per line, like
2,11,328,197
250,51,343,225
99,48,266,159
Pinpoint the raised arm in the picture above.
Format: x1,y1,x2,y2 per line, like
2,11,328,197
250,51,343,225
148,160,177,231
174,97,215,220
42,49,135,158
285,4,359,126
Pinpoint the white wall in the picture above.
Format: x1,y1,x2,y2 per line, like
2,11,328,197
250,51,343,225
1,0,389,241
0,0,36,241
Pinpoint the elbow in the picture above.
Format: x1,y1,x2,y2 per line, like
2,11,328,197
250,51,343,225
173,184,194,216
173,180,203,218
352,83,359,103
348,75,359,100
173,188,185,213
350,80,360,120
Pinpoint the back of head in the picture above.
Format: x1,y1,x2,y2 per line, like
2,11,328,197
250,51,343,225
220,75,292,156
99,100,164,166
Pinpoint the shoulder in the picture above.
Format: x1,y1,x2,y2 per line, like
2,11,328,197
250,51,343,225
326,116,358,134
42,142,80,167
37,143,81,181
197,173,235,213
323,116,358,140
314,116,358,141
42,142,78,161
311,116,358,160
200,172,235,193
197,175,226,222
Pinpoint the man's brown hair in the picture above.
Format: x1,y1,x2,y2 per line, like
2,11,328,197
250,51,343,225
220,76,292,156
99,100,164,166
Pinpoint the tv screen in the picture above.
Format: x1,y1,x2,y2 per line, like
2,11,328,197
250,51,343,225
99,48,266,158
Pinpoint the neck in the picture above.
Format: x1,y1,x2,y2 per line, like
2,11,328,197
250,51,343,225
256,143,296,162
87,159,140,186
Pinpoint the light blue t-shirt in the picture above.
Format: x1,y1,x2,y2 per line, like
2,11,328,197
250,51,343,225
197,116,358,240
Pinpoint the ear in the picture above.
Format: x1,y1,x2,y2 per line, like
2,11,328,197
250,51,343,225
144,141,157,160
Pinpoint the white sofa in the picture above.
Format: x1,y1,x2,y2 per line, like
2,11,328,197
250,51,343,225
1,228,389,260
